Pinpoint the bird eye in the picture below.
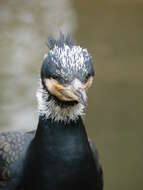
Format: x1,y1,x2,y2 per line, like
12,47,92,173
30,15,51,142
84,76,93,91
85,74,90,82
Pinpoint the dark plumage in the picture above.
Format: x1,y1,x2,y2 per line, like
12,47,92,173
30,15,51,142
0,34,103,190
0,131,34,190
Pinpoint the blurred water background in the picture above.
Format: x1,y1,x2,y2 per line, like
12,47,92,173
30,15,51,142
0,0,142,189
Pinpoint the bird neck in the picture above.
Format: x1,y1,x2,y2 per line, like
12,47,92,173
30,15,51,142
34,115,90,153
35,115,86,138
36,80,85,123
24,116,97,190
34,116,92,169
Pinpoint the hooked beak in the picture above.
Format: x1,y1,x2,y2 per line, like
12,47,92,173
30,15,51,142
74,88,88,106
61,79,88,106
45,78,88,106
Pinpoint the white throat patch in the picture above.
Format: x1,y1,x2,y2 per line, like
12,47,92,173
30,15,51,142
36,81,85,123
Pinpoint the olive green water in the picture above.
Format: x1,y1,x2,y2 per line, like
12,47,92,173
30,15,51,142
0,0,142,189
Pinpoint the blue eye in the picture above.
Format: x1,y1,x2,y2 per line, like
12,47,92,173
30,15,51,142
85,74,90,82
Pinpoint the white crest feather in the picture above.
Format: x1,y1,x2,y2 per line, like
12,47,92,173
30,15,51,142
46,44,90,81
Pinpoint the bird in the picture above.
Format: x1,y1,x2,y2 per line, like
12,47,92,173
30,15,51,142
0,33,103,190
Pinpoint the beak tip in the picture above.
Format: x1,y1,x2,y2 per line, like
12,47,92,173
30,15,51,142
81,98,88,106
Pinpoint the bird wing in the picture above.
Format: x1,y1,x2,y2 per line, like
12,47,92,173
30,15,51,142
0,130,34,190
88,139,103,190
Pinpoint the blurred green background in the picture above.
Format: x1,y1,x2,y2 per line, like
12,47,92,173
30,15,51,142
0,0,142,189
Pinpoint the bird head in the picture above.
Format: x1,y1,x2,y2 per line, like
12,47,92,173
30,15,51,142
37,33,95,122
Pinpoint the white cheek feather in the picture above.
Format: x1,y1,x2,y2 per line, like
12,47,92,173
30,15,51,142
36,80,85,123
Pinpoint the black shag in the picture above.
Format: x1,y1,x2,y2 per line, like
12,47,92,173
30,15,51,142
0,33,103,190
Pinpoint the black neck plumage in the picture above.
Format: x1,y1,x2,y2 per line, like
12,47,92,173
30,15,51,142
23,116,97,190
36,115,85,137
